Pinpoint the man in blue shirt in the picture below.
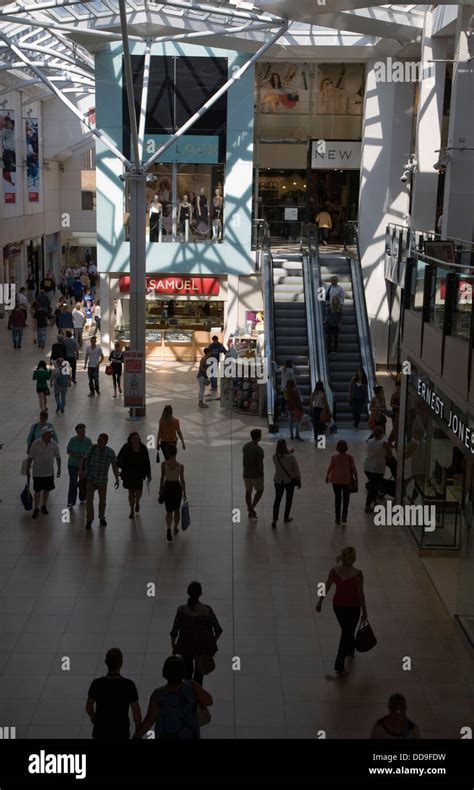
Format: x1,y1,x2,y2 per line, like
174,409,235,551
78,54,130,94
67,423,93,508
80,433,119,530
207,335,227,392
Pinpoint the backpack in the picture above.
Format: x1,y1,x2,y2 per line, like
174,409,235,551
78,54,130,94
154,680,198,740
56,370,69,388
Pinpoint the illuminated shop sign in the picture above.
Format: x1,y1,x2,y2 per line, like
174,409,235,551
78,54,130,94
143,134,219,164
118,276,219,296
416,377,474,455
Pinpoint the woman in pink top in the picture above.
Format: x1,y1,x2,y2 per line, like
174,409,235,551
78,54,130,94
325,440,357,525
316,547,367,676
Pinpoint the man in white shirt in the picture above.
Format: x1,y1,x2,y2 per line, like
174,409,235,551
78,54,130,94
26,427,61,518
72,303,86,347
16,287,28,308
84,336,104,397
326,275,345,306
88,262,97,275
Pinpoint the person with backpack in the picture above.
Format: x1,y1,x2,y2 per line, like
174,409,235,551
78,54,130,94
134,656,212,740
51,357,71,413
325,440,358,525
86,647,142,741
170,582,223,686
271,439,301,529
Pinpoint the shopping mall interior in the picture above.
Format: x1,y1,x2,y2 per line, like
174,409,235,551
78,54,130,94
0,0,473,760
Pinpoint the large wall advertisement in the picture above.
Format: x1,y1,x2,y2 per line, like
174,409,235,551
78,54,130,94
1,110,16,204
26,117,40,203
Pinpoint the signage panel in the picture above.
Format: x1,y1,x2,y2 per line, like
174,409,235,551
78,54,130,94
124,351,145,408
143,134,219,164
119,276,220,296
311,140,361,170
416,376,474,455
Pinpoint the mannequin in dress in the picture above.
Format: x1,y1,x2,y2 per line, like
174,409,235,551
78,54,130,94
197,187,209,237
149,195,163,242
178,194,193,241
212,187,224,243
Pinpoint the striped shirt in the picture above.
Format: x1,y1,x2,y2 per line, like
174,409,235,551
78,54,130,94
84,445,117,485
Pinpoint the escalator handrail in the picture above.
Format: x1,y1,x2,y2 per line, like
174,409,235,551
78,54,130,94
300,222,334,413
261,227,277,429
347,222,376,401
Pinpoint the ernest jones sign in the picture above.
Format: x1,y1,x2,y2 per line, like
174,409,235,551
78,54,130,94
118,276,219,296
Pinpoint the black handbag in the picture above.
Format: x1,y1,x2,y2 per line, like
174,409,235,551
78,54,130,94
158,487,165,504
156,446,160,463
276,455,301,488
355,619,377,653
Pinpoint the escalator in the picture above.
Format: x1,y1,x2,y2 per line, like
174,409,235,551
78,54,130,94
272,252,311,408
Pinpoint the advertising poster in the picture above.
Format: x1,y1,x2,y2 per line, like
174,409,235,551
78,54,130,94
26,118,40,203
257,62,309,114
314,64,364,115
1,110,16,204
123,351,145,408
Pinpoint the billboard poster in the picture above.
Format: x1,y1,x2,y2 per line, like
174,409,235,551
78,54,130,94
1,110,16,204
26,118,40,203
257,62,309,114
123,351,145,408
314,64,364,115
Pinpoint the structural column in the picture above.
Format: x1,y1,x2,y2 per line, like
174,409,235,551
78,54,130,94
411,10,447,233
442,5,474,243
358,61,414,363
127,173,147,415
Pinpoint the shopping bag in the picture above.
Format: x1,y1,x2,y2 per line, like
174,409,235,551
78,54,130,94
20,458,29,476
20,483,33,511
355,619,377,653
299,415,311,431
196,705,211,727
328,418,338,434
105,364,113,376
181,500,190,531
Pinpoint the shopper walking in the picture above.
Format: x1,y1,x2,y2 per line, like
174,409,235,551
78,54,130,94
316,546,367,676
86,648,142,741
309,381,331,444
326,440,358,525
92,300,101,336
284,378,304,441
32,301,49,349
159,445,186,542
62,330,79,384
51,357,71,413
207,334,227,392
364,426,392,512
109,341,124,397
387,380,401,447
58,304,74,335
369,385,387,432
50,334,66,365
316,204,332,245
33,360,52,411
157,405,186,460
371,694,420,739
8,304,27,348
276,360,297,415
117,433,151,519
80,433,120,530
72,303,85,346
66,423,92,508
133,656,213,740
27,411,58,452
271,439,301,529
325,296,342,353
325,275,345,305
84,336,104,397
242,428,264,521
197,347,211,408
26,427,61,519
348,368,368,431
170,582,223,686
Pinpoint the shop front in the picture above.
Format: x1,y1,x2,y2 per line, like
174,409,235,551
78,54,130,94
401,366,474,551
112,274,226,361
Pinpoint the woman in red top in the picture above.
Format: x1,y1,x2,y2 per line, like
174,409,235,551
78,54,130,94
316,547,367,676
325,439,357,525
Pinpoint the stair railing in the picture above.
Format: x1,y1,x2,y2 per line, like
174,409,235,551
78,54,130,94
345,221,376,400
259,219,278,430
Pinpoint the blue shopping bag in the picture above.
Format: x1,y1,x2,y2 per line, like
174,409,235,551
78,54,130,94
21,483,33,511
181,500,190,531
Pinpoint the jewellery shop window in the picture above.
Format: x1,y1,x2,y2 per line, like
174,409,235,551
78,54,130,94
403,384,464,548
114,297,225,344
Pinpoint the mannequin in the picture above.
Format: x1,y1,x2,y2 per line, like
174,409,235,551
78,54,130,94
212,187,224,243
149,195,163,242
178,194,193,241
197,187,209,236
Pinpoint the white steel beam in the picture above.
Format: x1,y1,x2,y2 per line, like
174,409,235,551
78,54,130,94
0,30,131,166
144,19,289,171
158,0,283,24
0,41,94,72
137,37,151,161
0,13,144,41
119,0,140,170
151,19,275,43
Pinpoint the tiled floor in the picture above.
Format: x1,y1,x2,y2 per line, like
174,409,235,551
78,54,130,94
0,319,473,739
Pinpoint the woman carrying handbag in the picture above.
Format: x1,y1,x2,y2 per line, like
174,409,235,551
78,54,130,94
316,547,368,677
325,440,358,525
309,381,330,444
271,439,301,528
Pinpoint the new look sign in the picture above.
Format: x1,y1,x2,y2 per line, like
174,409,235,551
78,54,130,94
311,140,361,170
144,134,219,164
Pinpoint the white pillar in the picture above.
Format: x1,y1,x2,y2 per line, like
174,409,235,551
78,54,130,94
412,11,447,233
358,62,413,364
225,274,239,341
442,5,474,243
99,272,111,354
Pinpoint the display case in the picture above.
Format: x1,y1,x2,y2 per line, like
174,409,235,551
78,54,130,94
164,331,193,345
